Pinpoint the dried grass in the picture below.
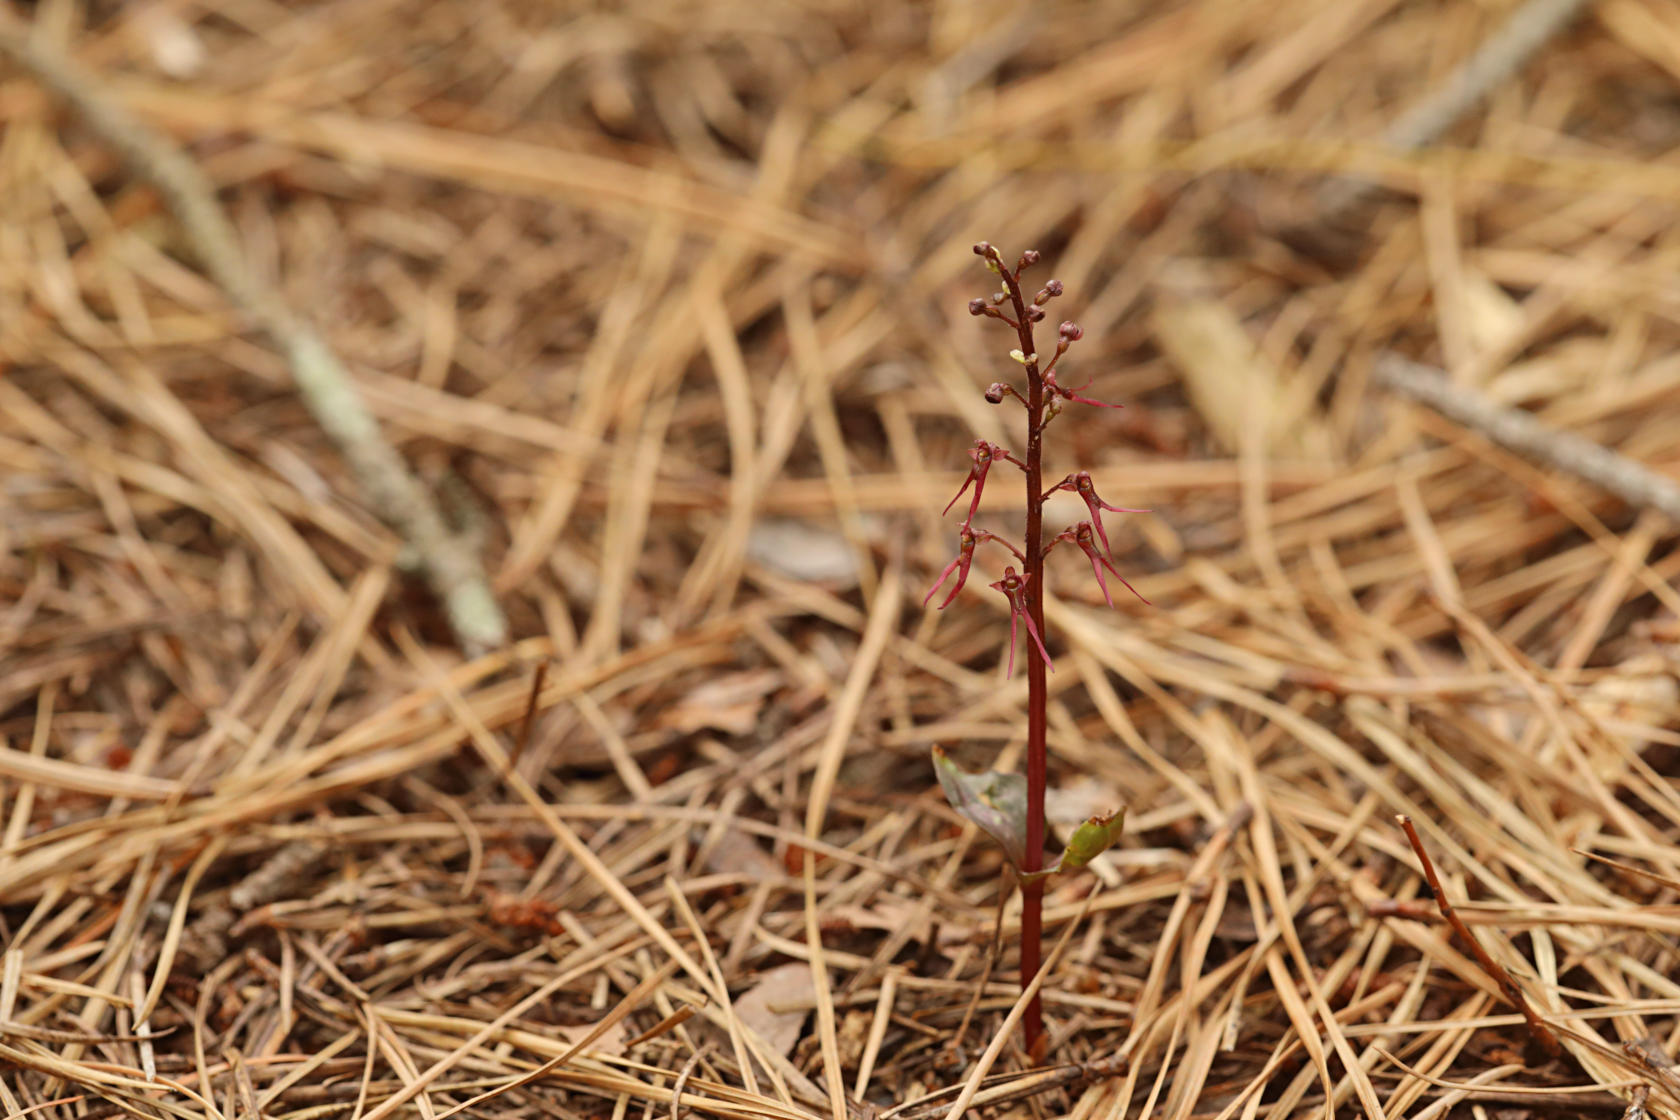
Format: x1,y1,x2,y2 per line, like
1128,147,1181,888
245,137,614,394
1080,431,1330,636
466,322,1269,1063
3,1,1680,1119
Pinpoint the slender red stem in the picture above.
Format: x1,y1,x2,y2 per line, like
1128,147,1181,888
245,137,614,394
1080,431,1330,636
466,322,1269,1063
999,261,1047,1055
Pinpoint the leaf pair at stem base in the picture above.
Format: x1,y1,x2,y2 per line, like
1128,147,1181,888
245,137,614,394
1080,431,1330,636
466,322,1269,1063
932,747,1125,883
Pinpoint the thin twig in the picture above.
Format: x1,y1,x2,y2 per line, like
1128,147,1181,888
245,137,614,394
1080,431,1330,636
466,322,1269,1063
1624,1039,1680,1097
1394,815,1562,1059
1375,354,1680,523
671,1043,712,1120
1387,0,1592,153
0,20,506,655
1319,0,1595,219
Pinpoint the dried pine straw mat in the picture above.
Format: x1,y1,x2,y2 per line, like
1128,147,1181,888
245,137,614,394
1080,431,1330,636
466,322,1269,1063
3,1,1680,1119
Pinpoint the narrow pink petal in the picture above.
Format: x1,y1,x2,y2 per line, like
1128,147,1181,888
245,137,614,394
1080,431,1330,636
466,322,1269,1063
938,554,972,609
1085,553,1115,608
942,474,974,517
1083,499,1113,555
1020,612,1054,673
1096,551,1149,605
922,556,961,607
961,460,992,525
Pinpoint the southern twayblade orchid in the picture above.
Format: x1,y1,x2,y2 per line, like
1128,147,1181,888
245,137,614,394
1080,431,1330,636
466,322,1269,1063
990,566,1053,677
1045,470,1147,557
1046,521,1148,608
921,242,1141,1056
923,525,1024,610
942,438,1025,526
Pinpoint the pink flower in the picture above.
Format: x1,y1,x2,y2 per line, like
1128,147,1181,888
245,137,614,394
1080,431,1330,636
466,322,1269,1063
1049,522,1147,608
1043,368,1122,410
923,527,1025,610
990,566,1053,677
942,439,1025,527
1045,470,1146,557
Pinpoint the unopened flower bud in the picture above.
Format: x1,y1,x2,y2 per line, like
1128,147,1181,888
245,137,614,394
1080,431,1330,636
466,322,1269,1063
968,298,987,316
992,291,1007,304
1058,321,1083,342
985,383,1006,404
1027,306,1045,322
973,241,992,257
1018,249,1040,269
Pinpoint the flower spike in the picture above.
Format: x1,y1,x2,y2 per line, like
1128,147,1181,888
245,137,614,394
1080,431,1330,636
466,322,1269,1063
990,566,1053,677
1050,522,1147,607
1045,470,1147,556
942,439,1025,526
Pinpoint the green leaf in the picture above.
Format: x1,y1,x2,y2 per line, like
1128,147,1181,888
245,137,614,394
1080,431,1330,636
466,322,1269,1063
1053,808,1126,873
931,747,1028,869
